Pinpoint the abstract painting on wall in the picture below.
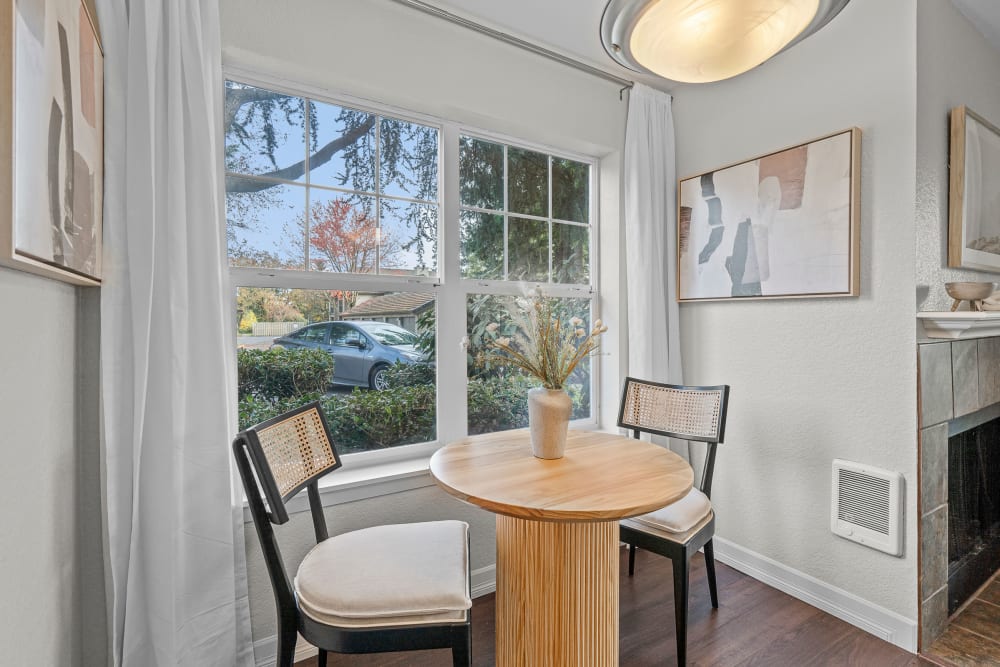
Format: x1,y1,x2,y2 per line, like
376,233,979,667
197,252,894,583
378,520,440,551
678,129,860,301
948,106,1000,273
1,0,103,285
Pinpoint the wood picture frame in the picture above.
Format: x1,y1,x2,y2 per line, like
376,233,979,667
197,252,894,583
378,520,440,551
0,0,103,285
677,128,861,302
948,106,1000,274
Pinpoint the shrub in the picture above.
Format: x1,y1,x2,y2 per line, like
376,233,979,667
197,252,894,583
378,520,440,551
382,362,436,388
238,392,324,431
322,385,436,453
237,347,333,400
466,375,535,434
238,309,258,334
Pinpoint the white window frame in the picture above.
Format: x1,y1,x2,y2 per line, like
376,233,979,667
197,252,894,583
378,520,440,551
225,69,600,482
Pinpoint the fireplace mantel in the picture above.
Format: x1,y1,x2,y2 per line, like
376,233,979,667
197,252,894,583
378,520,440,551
918,311,1000,340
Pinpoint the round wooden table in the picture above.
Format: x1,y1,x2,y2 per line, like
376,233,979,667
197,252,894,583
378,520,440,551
430,429,693,666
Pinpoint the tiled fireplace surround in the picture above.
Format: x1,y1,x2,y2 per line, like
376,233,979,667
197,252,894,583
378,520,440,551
917,336,1000,648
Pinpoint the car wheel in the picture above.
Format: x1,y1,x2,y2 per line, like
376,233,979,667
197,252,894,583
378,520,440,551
369,363,390,391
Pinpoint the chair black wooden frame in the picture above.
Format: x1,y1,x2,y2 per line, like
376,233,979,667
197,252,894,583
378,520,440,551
617,377,730,667
233,401,472,667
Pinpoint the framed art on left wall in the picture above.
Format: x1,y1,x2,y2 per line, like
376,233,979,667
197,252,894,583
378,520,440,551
1,0,103,285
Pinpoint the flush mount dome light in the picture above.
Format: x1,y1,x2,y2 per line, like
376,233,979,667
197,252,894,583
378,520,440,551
601,0,851,84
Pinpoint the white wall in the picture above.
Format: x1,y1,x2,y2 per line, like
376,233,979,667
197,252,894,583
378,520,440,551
672,0,919,621
916,0,1000,311
220,0,629,645
0,268,105,665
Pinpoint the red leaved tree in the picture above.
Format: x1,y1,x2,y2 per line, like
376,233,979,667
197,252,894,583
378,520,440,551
305,198,400,308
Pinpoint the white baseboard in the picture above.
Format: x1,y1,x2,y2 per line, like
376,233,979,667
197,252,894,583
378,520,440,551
252,565,498,666
712,536,918,653
253,632,317,667
471,563,497,598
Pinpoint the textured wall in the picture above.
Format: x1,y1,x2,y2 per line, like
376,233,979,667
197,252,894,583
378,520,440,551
672,0,919,619
0,268,104,665
220,0,629,644
915,0,1000,311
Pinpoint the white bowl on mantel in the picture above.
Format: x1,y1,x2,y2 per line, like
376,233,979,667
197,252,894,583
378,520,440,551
917,311,1000,339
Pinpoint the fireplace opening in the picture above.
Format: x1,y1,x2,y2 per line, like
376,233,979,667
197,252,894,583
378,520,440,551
948,417,1000,614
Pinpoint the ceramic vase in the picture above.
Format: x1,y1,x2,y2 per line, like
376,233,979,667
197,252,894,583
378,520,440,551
527,387,572,459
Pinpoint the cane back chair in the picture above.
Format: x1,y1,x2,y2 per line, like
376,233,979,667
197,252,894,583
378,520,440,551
617,378,730,667
233,402,472,666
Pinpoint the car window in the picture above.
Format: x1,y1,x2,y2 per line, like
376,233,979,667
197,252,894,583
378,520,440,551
300,324,329,344
330,324,364,348
362,324,417,346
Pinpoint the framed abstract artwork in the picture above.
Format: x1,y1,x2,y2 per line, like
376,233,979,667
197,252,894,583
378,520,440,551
1,0,103,285
678,128,860,302
948,106,1000,273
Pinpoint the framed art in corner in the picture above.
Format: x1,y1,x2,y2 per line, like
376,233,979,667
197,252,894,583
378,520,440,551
948,105,1000,273
677,128,861,302
1,0,103,285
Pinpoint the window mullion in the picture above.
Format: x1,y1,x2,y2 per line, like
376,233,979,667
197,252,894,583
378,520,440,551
437,123,468,444
503,145,509,281
547,155,553,283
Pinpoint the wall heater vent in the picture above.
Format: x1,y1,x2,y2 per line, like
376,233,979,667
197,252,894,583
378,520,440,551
830,459,904,556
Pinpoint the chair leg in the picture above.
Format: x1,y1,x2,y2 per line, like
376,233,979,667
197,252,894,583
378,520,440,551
451,623,472,666
316,649,328,667
704,539,719,609
275,621,297,667
628,543,637,576
672,555,690,667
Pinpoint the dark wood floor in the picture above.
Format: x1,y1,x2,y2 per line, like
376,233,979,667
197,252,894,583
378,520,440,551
924,572,1000,666
297,546,931,666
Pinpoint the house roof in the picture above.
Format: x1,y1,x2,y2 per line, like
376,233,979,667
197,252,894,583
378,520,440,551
341,292,434,317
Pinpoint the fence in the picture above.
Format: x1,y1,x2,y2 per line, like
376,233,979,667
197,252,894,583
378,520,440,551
252,321,305,337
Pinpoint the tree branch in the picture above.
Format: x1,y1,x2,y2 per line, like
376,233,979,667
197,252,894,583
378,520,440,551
226,116,376,193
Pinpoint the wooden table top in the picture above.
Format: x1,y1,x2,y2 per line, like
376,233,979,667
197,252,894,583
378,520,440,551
430,429,693,522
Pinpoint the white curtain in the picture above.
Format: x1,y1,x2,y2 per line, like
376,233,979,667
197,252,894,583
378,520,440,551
623,84,682,386
97,0,252,664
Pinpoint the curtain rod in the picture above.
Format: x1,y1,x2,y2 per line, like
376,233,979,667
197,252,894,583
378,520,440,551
387,0,635,92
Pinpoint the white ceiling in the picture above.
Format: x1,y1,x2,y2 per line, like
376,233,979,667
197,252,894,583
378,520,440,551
423,0,1000,89
950,0,1000,48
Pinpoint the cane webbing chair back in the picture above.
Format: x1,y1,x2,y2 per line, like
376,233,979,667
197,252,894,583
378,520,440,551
617,378,731,666
238,401,341,525
233,401,472,667
618,378,729,444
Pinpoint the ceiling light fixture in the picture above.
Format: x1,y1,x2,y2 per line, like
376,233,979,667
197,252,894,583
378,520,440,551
601,0,851,84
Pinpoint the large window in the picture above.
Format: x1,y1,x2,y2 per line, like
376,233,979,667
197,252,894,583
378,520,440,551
225,78,596,457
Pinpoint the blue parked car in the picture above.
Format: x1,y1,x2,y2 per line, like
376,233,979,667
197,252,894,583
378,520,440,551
272,320,428,390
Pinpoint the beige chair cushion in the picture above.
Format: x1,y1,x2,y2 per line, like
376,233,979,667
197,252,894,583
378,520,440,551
294,520,471,628
631,488,712,533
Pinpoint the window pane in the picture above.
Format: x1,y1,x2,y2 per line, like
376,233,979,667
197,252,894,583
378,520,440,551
380,118,438,201
225,82,306,177
227,183,306,269
236,287,437,454
460,137,503,210
508,217,548,282
552,158,589,223
552,223,589,284
508,147,547,217
465,294,592,435
460,210,503,279
308,100,376,191
307,191,377,273
380,199,437,276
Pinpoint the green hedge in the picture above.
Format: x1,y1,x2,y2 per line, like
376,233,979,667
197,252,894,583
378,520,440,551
236,352,589,454
237,347,333,400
